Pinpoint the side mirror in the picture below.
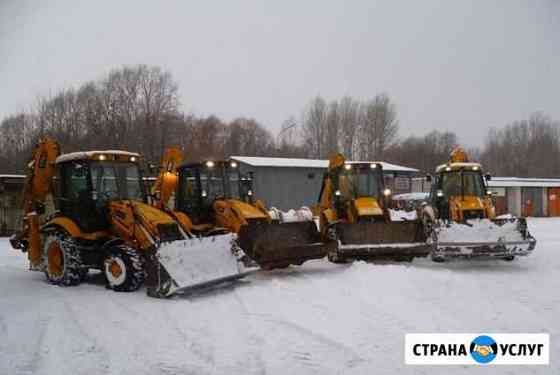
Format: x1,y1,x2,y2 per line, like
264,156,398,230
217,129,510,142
485,173,492,181
425,174,432,183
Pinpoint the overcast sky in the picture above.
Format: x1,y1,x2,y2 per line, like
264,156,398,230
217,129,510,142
1,0,558,146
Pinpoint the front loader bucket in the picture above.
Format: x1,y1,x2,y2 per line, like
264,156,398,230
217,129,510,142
433,218,536,260
238,221,333,270
333,221,430,261
145,233,252,298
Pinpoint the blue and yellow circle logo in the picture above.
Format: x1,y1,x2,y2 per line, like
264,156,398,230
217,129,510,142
470,335,498,364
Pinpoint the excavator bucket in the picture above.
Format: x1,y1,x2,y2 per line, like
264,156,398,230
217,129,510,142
238,221,333,270
333,221,430,261
144,233,253,298
432,218,536,260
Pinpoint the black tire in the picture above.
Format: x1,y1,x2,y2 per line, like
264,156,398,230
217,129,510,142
431,253,445,263
103,245,145,292
43,232,82,286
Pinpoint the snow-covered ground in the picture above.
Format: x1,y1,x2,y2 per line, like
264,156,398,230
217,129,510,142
1,218,558,374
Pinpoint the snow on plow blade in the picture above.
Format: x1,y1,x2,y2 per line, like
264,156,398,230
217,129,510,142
335,221,430,260
434,218,537,259
238,221,333,270
145,234,249,298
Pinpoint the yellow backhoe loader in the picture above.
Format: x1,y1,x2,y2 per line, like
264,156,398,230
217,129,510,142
318,153,430,262
9,138,247,298
421,147,536,261
152,148,329,269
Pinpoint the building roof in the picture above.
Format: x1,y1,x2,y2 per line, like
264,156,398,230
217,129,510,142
488,177,560,188
56,150,140,164
230,156,418,173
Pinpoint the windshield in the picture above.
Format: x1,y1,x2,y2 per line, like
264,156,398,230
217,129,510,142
339,167,381,199
90,161,144,202
201,167,226,200
440,171,485,198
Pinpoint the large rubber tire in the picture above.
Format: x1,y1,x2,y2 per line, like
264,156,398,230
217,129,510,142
103,245,145,292
43,232,82,286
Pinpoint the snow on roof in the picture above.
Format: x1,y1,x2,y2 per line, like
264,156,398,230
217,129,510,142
488,177,560,188
0,174,25,179
56,150,140,164
230,156,418,173
435,162,482,173
393,192,429,201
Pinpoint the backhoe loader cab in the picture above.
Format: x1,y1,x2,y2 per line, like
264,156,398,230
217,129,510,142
429,162,494,221
421,147,536,261
331,162,391,221
55,152,147,232
319,154,429,263
176,160,256,227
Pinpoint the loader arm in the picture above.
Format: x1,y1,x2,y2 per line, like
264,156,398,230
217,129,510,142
152,147,184,210
10,138,60,268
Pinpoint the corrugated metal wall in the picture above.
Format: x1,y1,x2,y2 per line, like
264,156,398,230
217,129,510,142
247,166,324,210
507,187,521,217
521,187,544,217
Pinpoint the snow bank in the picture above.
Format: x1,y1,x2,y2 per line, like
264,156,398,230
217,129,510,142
393,192,429,201
437,219,524,243
268,207,313,223
389,209,418,221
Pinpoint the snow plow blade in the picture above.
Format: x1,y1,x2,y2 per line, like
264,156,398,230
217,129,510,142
238,221,333,270
433,218,536,259
144,233,250,298
333,221,430,261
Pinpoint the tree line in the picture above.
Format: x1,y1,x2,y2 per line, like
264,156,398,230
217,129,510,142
1,64,559,178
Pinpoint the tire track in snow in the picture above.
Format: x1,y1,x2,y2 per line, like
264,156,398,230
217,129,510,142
231,291,267,375
15,316,51,375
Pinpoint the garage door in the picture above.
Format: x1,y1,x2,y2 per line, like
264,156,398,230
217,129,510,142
522,187,544,217
548,188,560,217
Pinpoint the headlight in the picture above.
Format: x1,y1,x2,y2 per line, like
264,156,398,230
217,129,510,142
98,154,106,161
130,156,137,162
437,190,444,197
230,161,237,168
370,163,377,169
344,164,352,170
247,190,253,196
334,190,341,196
201,190,207,198
206,161,214,168
383,188,391,196
445,166,452,172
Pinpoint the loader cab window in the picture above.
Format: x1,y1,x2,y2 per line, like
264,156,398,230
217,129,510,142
177,167,202,219
59,161,104,232
62,162,89,202
203,167,226,200
340,165,382,199
227,168,241,199
440,170,485,198
90,162,145,205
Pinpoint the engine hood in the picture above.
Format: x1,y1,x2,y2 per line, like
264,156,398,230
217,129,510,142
353,197,384,217
129,200,177,225
226,199,268,220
